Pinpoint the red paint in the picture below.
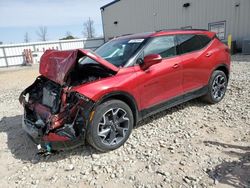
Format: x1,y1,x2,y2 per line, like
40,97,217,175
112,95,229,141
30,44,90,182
134,55,183,109
141,54,163,70
43,133,69,142
73,30,230,111
33,30,230,144
39,49,118,85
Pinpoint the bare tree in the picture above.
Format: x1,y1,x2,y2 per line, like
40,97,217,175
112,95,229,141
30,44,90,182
37,26,48,41
60,31,76,40
83,17,95,38
65,31,72,37
24,32,30,43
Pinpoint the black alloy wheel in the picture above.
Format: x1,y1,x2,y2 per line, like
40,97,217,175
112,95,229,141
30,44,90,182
203,70,228,104
87,100,133,152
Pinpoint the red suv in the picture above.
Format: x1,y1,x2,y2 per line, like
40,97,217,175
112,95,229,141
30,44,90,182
19,30,231,152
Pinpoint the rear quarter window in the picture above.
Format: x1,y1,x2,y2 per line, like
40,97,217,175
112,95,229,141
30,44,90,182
177,35,203,55
176,34,211,55
198,35,212,47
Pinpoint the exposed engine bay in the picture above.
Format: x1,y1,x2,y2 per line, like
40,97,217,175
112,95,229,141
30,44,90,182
19,49,118,151
20,76,95,150
68,63,113,86
20,66,114,152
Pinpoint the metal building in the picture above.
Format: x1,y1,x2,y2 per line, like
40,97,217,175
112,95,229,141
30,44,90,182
101,0,250,50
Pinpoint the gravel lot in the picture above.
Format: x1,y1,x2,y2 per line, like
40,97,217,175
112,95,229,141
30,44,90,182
0,55,249,188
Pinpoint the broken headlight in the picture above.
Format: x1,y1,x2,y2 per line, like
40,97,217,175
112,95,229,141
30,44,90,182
74,92,90,102
66,92,91,105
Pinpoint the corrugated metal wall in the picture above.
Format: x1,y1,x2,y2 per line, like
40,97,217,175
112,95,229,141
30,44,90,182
0,38,104,67
102,0,250,47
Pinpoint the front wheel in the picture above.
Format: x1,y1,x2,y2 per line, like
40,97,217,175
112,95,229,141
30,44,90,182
87,100,134,152
203,70,228,104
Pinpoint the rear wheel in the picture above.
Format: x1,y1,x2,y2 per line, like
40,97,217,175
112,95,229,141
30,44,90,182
87,100,133,152
203,70,228,104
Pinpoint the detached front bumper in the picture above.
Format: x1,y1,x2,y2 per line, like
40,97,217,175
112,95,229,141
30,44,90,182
22,114,86,151
20,82,95,151
22,115,41,140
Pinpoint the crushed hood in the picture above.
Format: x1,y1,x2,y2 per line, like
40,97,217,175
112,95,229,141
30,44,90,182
39,49,119,85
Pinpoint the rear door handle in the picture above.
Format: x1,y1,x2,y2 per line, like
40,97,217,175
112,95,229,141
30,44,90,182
206,52,213,57
172,64,179,69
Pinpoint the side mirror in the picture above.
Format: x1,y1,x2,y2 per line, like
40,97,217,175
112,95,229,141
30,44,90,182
140,54,162,70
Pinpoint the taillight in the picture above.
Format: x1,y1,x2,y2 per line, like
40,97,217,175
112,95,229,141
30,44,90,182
225,48,230,54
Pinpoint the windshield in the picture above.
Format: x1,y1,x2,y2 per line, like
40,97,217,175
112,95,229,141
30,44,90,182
79,38,146,67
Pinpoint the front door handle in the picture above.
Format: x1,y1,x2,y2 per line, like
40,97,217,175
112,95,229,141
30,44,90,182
172,64,179,69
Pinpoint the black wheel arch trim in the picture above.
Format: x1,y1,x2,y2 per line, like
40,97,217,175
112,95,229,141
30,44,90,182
94,91,140,126
211,63,230,80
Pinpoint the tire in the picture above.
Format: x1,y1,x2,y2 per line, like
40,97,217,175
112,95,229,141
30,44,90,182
87,100,134,152
203,70,228,104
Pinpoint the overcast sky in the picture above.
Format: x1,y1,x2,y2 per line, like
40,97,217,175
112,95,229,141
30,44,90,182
0,0,112,44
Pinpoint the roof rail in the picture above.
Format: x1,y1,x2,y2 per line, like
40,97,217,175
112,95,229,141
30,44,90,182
156,28,209,32
182,28,209,31
156,28,180,32
120,33,134,36
112,33,134,39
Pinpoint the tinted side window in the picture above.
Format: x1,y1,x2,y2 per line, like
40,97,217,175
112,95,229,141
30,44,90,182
177,35,202,55
198,35,212,47
144,36,176,58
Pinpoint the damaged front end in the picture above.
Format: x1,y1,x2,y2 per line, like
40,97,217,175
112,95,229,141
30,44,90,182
19,76,95,151
19,49,117,151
